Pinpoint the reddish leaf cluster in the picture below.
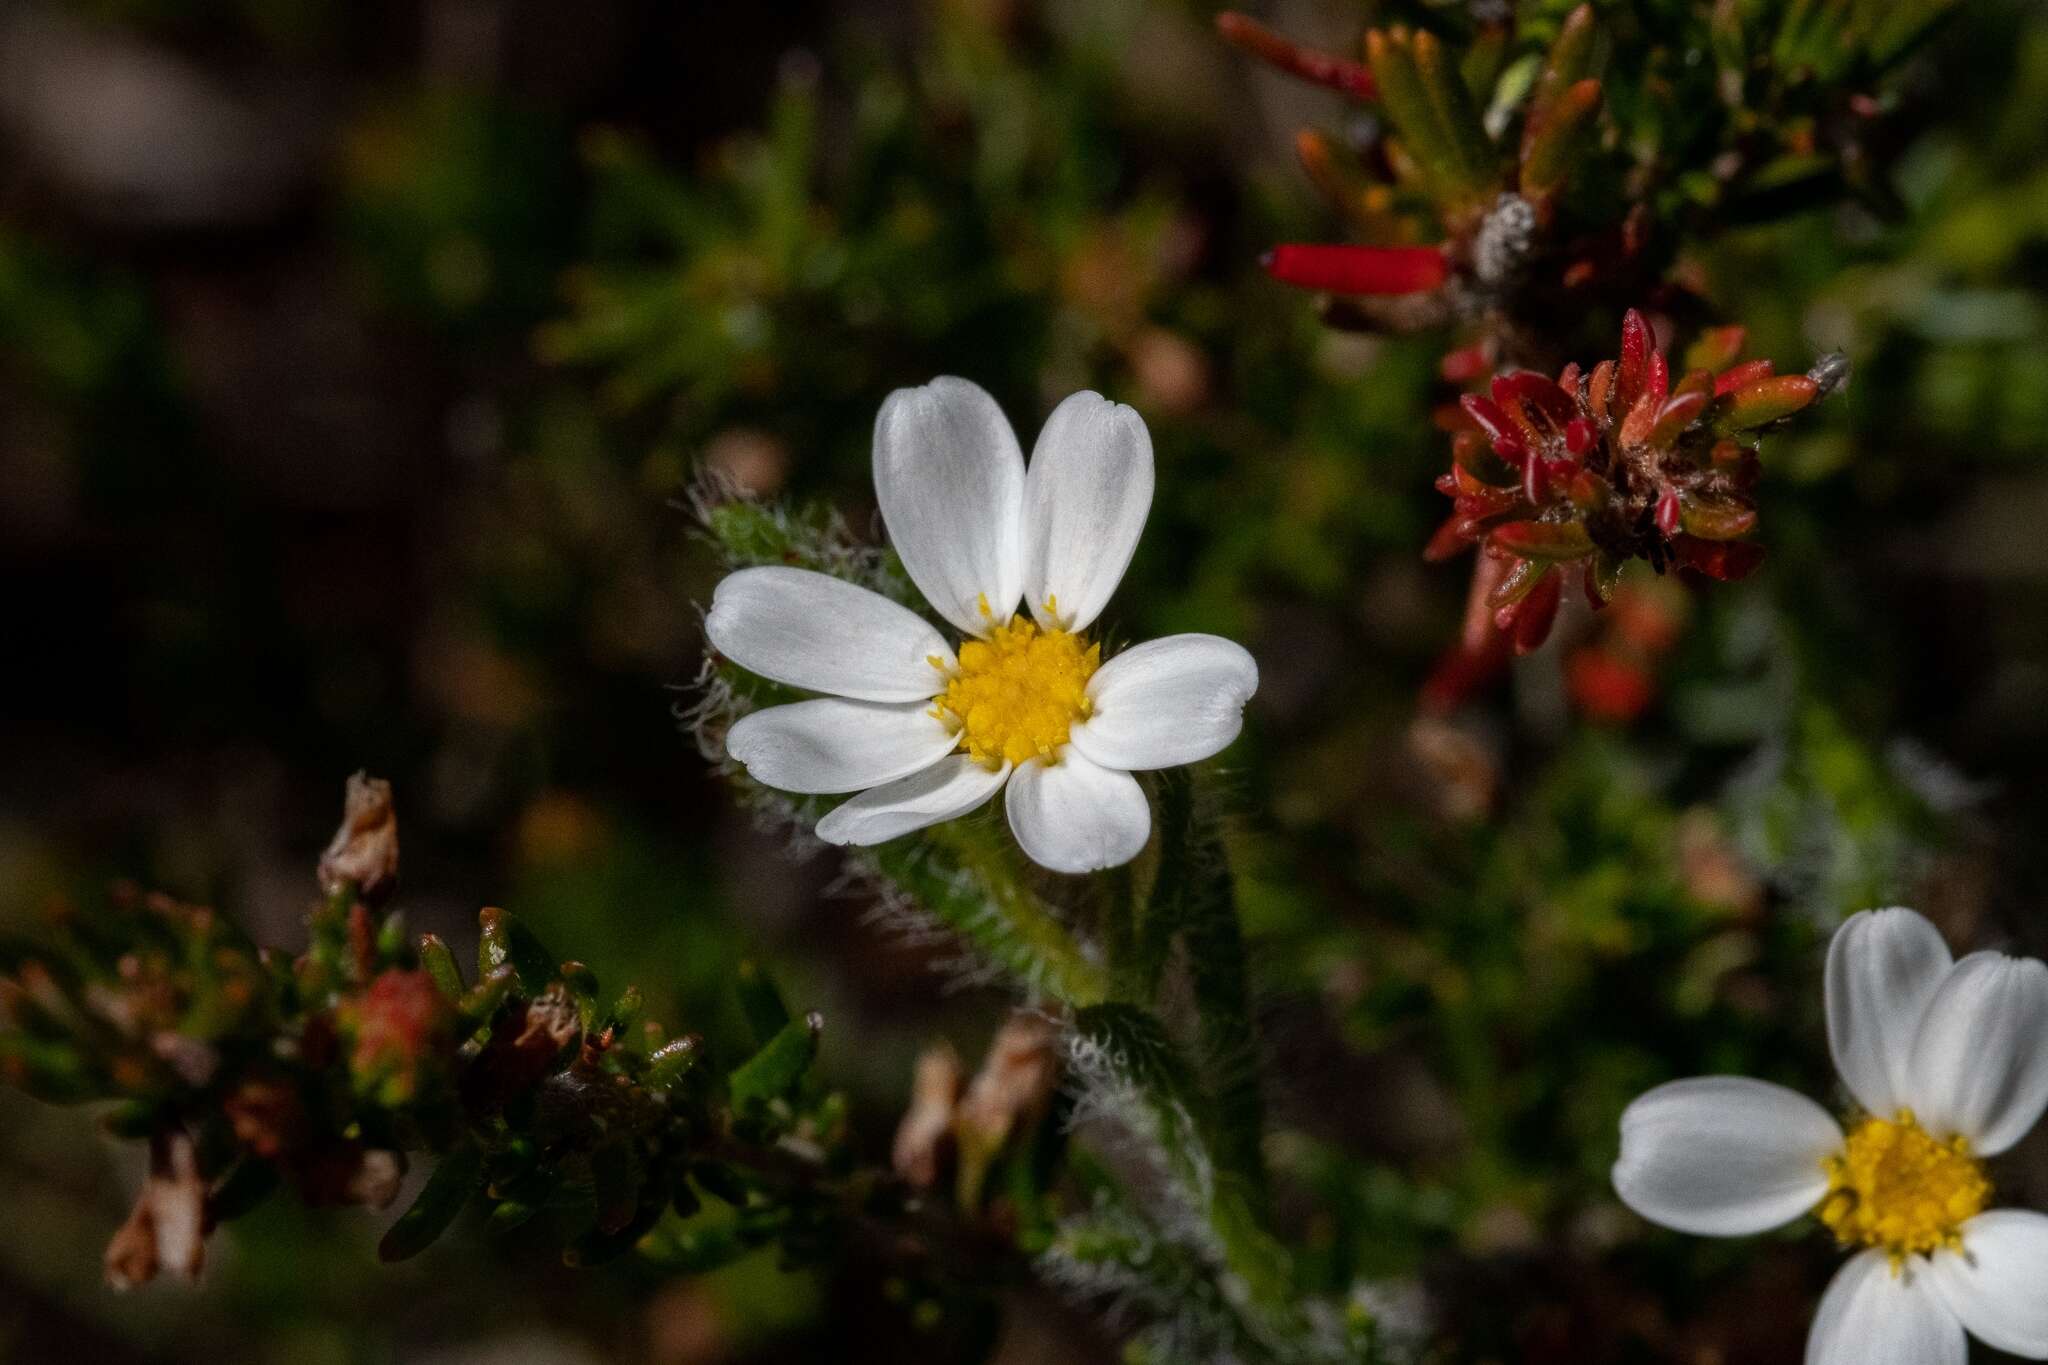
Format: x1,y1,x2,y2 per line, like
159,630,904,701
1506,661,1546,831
1431,310,1829,653
338,967,455,1106
1230,7,1611,308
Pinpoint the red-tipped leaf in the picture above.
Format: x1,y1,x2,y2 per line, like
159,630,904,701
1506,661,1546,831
1263,243,1450,295
1217,12,1379,100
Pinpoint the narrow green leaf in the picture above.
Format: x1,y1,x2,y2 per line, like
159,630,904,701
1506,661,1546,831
1532,3,1598,122
459,966,517,1026
374,911,407,963
417,933,464,1001
1520,78,1601,201
560,961,603,1033
1461,24,1508,103
488,1199,540,1233
1868,0,1962,69
735,959,791,1047
1412,28,1497,191
1489,520,1595,559
1710,0,1748,89
477,907,558,995
1135,773,1195,995
728,1012,821,1106
1367,29,1467,198
1141,772,1267,1198
603,985,644,1036
645,1035,703,1092
379,1144,484,1262
1679,495,1759,541
1711,375,1820,432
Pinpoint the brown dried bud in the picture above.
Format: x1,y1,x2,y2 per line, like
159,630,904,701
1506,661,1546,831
318,772,400,903
106,1131,207,1290
954,1012,1061,1155
347,1149,405,1209
103,1206,159,1291
892,1042,965,1190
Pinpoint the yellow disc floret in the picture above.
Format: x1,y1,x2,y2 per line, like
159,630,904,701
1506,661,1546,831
1817,1110,1990,1262
932,611,1099,768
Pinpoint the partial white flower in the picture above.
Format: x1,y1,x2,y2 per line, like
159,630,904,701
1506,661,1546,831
1612,906,2048,1364
707,378,1258,874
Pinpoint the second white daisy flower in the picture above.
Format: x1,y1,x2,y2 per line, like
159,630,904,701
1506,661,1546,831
706,377,1258,874
1613,906,2048,1364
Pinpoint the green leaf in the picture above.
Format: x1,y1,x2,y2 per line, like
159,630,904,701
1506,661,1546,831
1489,520,1595,559
728,1012,821,1106
379,1144,485,1262
1367,30,1469,200
645,1035,703,1092
375,911,408,962
735,959,791,1047
1141,772,1267,1198
459,966,518,1026
1711,374,1821,432
1520,78,1601,202
1679,495,1759,540
1412,28,1497,192
477,907,559,995
417,933,464,1001
603,985,644,1036
488,1199,540,1233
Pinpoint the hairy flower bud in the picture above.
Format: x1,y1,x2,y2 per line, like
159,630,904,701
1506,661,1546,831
892,1042,965,1190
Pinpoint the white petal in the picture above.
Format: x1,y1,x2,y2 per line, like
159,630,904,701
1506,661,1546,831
1004,751,1149,874
705,566,954,703
1929,1211,2048,1359
725,699,957,795
873,377,1025,636
814,756,1010,846
1019,391,1153,631
1826,907,1953,1118
1806,1250,1965,1365
1069,634,1258,772
1904,949,2048,1153
1611,1076,1841,1236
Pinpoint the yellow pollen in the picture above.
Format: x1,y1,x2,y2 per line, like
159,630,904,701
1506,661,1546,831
1816,1110,1989,1263
933,614,1098,768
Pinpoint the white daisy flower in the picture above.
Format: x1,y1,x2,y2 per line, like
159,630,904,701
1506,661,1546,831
705,377,1258,874
1613,906,2048,1364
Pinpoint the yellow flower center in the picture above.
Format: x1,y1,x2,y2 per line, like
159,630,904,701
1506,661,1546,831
1816,1110,1990,1261
932,601,1098,768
